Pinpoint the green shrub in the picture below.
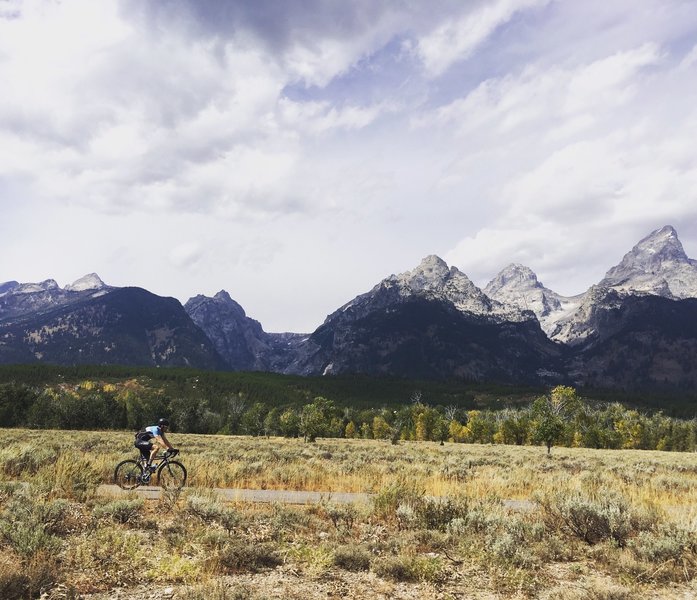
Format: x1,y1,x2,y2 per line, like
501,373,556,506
0,482,23,505
323,502,358,533
414,497,470,531
372,478,424,522
64,526,151,588
267,505,316,542
539,491,653,547
93,498,144,524
630,526,697,563
448,509,503,535
0,549,65,600
179,580,258,600
186,494,221,520
332,544,372,571
212,541,283,574
0,494,67,557
185,494,239,533
372,554,448,583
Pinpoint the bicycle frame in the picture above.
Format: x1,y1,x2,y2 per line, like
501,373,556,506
114,449,186,490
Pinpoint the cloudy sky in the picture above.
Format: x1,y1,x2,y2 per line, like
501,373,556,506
2,0,697,332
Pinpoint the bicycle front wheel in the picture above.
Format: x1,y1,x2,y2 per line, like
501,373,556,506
157,460,187,490
114,460,144,490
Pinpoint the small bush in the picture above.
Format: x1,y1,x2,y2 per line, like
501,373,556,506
539,491,652,547
373,554,448,583
64,526,151,590
92,498,144,524
212,541,283,574
179,580,258,600
185,494,239,533
186,493,224,523
414,497,470,531
323,502,358,534
333,544,372,571
0,482,22,506
631,531,681,563
538,579,634,600
0,494,66,558
372,478,424,522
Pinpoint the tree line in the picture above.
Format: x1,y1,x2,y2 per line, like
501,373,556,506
0,380,696,453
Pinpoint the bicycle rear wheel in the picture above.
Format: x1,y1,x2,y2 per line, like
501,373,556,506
157,460,187,490
114,460,144,490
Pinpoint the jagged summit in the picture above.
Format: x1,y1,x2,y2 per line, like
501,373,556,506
15,279,60,294
485,263,562,316
600,225,697,298
65,273,108,292
484,263,580,336
402,255,451,291
331,255,532,325
485,264,544,298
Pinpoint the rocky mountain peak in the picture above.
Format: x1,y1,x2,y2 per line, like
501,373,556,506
600,225,697,299
212,290,248,317
16,279,60,294
398,255,451,292
65,273,107,292
330,256,531,325
485,263,540,294
612,225,686,269
484,263,572,328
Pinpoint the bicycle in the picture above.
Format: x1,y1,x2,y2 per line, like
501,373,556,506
114,449,187,490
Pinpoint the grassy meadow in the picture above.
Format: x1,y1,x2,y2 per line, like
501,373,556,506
0,428,696,599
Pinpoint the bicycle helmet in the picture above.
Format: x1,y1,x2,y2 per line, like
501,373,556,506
158,418,170,428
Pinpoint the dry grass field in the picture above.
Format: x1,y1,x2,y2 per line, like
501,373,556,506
0,428,696,599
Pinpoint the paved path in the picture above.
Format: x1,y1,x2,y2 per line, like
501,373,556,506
98,485,535,511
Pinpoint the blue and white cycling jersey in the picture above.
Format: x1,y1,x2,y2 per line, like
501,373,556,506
145,425,163,437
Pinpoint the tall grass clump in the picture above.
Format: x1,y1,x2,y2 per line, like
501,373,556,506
33,452,101,502
0,443,59,477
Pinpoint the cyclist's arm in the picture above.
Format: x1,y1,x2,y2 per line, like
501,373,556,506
158,433,174,450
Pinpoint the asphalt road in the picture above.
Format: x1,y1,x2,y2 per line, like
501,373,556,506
98,484,536,511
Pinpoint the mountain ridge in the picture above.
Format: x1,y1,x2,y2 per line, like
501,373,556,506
3,225,697,391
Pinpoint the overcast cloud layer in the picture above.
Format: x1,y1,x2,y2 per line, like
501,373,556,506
2,0,697,332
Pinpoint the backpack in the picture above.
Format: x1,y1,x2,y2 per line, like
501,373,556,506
135,429,154,444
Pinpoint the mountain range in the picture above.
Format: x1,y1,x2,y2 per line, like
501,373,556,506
3,225,697,391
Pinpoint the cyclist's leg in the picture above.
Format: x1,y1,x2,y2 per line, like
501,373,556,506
136,441,152,464
149,438,166,463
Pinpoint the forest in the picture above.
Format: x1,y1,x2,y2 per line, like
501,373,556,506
0,365,696,453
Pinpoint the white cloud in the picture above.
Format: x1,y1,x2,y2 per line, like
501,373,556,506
438,38,697,295
416,43,662,138
169,242,204,269
3,0,697,331
416,0,550,78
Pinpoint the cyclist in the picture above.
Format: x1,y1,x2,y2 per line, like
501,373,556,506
135,418,176,472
